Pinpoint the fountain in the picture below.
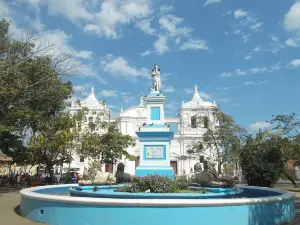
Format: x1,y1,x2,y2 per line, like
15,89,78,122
19,65,295,225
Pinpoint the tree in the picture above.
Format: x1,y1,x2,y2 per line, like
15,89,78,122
191,108,245,174
78,121,136,170
27,112,78,182
0,19,73,160
270,113,300,187
0,18,74,177
238,131,287,187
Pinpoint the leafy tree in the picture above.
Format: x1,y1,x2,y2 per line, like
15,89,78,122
78,121,136,169
191,108,245,174
239,132,287,187
27,112,77,182
270,113,300,187
0,19,73,160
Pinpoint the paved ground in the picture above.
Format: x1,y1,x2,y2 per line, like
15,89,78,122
0,185,300,225
0,188,40,224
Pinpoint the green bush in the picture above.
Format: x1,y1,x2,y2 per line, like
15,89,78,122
116,175,178,193
239,133,287,187
174,176,189,190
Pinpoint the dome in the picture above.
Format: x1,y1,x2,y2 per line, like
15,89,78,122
70,86,107,111
181,85,217,109
120,96,147,118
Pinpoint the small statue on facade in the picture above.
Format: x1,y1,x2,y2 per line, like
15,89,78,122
151,64,161,92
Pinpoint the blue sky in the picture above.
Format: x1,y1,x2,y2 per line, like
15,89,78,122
1,0,300,132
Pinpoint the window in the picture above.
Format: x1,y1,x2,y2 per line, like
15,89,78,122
80,156,84,162
203,116,209,128
89,122,95,131
88,116,93,122
191,116,197,128
199,156,205,163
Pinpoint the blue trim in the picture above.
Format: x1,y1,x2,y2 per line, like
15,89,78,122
135,165,174,180
147,92,165,97
136,131,174,139
150,107,160,120
143,145,166,160
143,124,167,128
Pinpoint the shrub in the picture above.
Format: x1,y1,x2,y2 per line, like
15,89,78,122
117,175,178,193
174,176,189,190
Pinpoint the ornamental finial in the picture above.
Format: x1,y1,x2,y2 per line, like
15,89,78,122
194,84,198,93
91,86,95,94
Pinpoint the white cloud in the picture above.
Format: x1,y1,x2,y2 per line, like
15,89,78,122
250,67,268,74
84,24,101,34
154,36,169,55
244,80,268,86
199,92,211,99
73,84,91,93
159,5,174,13
183,88,211,99
253,46,261,52
43,0,94,22
120,92,135,104
100,54,149,78
180,39,209,51
244,55,252,60
234,9,247,18
203,0,222,6
99,90,118,97
284,1,300,32
285,38,298,47
250,22,263,31
92,0,152,38
184,88,194,94
249,121,272,133
159,14,193,37
136,19,155,35
163,85,175,93
22,0,153,39
220,63,283,77
235,69,248,76
140,50,152,57
291,59,300,67
75,50,93,59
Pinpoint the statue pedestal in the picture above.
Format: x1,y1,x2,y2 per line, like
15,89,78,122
135,92,175,180
135,130,174,180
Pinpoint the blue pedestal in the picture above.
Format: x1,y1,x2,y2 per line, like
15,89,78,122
135,165,174,180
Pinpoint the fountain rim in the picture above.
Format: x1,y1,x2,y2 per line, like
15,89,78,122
20,184,295,207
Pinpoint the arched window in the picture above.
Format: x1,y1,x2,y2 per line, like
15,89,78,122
203,116,209,128
191,116,197,128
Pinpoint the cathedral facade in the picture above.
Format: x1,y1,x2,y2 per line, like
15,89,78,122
67,85,218,176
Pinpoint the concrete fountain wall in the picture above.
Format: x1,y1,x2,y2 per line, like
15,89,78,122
20,184,295,225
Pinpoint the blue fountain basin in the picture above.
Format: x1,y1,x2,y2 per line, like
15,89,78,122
20,184,296,225
69,185,243,199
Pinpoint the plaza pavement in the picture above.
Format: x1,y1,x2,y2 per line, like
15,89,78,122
0,185,300,225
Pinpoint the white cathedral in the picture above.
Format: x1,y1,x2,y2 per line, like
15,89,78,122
67,67,219,177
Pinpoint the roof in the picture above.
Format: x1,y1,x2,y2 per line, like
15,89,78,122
181,85,217,109
120,97,147,118
70,86,108,111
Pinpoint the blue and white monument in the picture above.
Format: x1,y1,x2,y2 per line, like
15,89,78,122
135,65,175,180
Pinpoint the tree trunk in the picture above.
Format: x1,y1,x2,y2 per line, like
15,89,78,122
46,164,55,184
284,171,299,188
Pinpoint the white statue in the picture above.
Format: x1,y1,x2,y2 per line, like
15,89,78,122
151,64,161,92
